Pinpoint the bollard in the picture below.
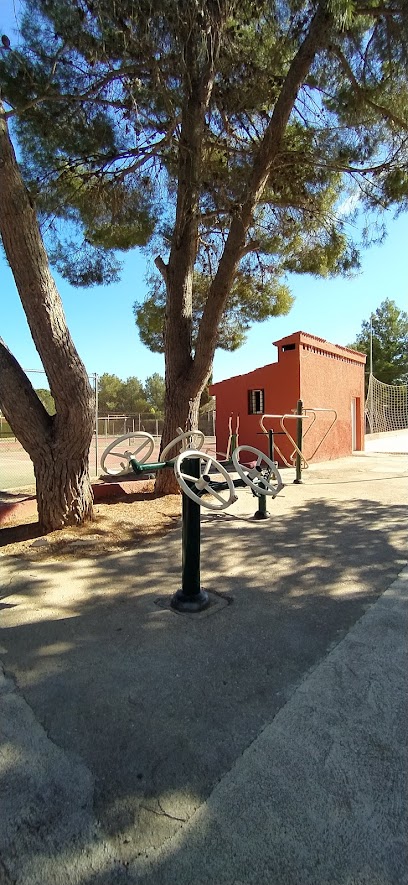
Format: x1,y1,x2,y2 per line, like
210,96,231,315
171,456,210,612
293,399,303,484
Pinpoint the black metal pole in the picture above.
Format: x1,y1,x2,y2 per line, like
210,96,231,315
253,431,273,520
171,457,210,612
293,399,303,484
253,491,269,519
268,429,274,462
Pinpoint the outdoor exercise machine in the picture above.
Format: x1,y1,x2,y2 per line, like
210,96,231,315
212,413,276,520
260,400,338,483
100,428,283,612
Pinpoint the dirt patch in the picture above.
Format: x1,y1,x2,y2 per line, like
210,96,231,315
0,481,182,560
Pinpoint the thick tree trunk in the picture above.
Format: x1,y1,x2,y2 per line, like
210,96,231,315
154,29,217,495
0,338,95,531
0,101,94,531
155,381,202,496
34,452,93,529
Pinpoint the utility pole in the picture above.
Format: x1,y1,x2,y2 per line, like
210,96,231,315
369,316,374,433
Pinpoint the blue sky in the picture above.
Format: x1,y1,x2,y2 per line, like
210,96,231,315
1,0,407,386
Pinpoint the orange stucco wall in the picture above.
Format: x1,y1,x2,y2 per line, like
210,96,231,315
210,331,366,466
299,336,365,462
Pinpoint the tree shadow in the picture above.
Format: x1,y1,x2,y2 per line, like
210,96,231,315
0,520,42,546
0,495,406,884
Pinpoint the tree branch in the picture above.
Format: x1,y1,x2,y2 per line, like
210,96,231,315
193,2,334,385
355,5,404,16
0,338,52,456
331,44,408,130
154,255,168,282
0,99,92,418
4,60,145,118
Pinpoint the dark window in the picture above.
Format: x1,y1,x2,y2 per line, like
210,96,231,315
282,343,296,352
248,389,264,414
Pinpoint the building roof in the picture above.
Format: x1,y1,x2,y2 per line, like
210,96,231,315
210,330,366,391
273,330,366,361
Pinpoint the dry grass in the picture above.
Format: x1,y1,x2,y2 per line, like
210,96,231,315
0,481,182,561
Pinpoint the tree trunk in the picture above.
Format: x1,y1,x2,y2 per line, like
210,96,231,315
154,27,218,495
155,381,202,496
0,340,94,530
34,451,93,529
0,101,95,531
153,5,334,497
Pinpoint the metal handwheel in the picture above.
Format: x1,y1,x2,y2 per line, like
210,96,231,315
100,432,155,476
160,430,205,463
232,445,284,497
174,450,238,511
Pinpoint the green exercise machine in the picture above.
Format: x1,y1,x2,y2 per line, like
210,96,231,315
100,428,283,612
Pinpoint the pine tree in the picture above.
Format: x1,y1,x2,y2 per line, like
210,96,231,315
350,300,408,387
2,1,408,493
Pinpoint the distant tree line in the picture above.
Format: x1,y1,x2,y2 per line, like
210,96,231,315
34,372,214,420
34,373,166,419
97,372,165,417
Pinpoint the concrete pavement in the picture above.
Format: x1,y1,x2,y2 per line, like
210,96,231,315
0,452,407,884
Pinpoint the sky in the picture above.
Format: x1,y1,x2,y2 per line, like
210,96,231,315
1,0,408,388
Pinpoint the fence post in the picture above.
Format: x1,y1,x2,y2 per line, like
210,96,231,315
94,373,99,478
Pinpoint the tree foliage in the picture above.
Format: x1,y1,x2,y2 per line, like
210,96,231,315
144,373,165,415
97,371,165,415
2,0,408,492
3,1,407,344
349,299,408,386
135,271,293,353
35,388,56,414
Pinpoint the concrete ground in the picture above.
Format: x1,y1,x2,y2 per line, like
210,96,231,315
364,428,408,454
0,451,407,885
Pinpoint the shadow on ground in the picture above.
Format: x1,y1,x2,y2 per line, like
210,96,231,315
0,492,407,884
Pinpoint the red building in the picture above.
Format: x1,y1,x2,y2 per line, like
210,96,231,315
210,331,366,466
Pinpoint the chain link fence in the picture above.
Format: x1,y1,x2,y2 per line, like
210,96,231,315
0,370,215,491
96,411,214,439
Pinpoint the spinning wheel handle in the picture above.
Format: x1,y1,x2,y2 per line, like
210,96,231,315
160,430,205,463
100,432,155,476
174,450,237,511
232,445,283,497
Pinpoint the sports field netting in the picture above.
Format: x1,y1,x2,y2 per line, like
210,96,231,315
365,374,408,434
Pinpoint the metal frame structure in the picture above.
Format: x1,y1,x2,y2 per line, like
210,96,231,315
260,403,338,482
100,430,283,612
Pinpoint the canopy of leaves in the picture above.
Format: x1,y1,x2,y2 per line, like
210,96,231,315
135,268,293,352
1,1,408,339
143,372,165,414
35,387,56,414
97,371,165,414
349,299,408,386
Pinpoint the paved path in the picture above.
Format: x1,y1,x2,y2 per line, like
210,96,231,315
0,452,407,884
365,428,408,453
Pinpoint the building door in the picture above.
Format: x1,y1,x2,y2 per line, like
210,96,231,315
351,398,361,450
